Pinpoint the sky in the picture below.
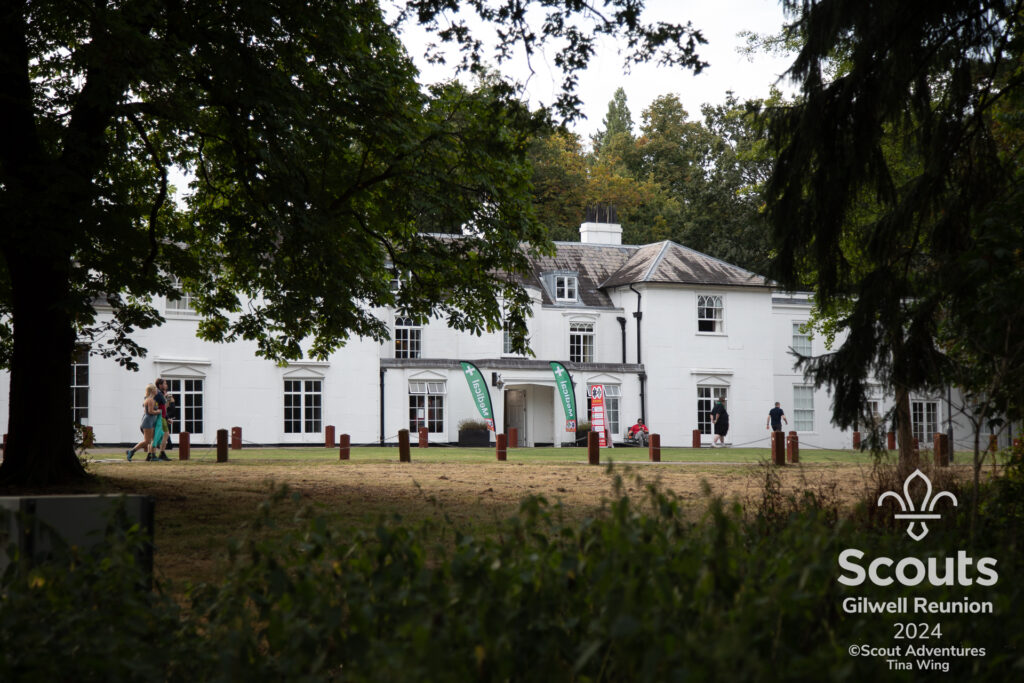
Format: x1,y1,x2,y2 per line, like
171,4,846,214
388,0,797,143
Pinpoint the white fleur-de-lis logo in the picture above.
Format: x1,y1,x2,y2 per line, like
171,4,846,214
878,469,958,541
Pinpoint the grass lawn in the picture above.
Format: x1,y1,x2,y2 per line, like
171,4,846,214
94,443,888,465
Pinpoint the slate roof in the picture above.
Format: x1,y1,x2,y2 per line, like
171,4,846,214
522,240,771,307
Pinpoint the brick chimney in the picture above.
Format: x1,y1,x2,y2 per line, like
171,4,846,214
579,204,622,245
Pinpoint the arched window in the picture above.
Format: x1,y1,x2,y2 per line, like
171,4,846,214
395,317,422,359
166,276,195,312
569,321,594,363
697,294,723,333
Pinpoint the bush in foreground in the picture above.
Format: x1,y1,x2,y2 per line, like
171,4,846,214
1,468,1021,680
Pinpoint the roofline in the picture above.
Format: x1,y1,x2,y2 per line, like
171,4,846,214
640,242,671,282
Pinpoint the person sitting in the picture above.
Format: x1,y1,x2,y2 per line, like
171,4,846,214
627,418,649,446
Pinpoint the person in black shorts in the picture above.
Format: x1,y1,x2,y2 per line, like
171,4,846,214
711,399,729,447
766,402,788,432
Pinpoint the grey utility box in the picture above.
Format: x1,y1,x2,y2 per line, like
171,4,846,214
0,495,154,577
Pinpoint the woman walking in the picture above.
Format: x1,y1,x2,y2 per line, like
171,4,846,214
127,383,161,462
710,398,729,447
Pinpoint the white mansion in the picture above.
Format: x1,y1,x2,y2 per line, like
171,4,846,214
1,217,975,450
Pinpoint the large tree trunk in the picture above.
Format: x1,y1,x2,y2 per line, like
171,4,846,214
0,247,88,487
893,387,916,473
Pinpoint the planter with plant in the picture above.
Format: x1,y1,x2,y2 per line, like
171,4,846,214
457,419,491,447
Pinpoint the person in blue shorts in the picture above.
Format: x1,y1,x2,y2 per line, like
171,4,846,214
127,384,161,462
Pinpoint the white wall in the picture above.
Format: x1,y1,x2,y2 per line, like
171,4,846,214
7,278,988,452
618,284,775,447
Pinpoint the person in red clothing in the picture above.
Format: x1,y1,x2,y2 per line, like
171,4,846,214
627,418,649,446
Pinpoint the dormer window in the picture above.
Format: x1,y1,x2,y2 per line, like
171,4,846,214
555,275,578,302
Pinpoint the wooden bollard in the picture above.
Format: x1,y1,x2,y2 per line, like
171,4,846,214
508,427,518,448
398,429,411,462
178,431,190,460
771,430,786,466
852,431,861,450
692,428,701,449
81,425,95,449
217,429,228,463
887,431,896,450
325,425,335,448
418,426,429,448
588,431,600,465
496,433,507,461
649,433,661,462
933,433,949,467
989,434,999,452
339,433,350,460
230,426,242,450
787,431,799,464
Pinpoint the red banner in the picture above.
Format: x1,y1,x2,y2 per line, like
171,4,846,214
589,384,608,447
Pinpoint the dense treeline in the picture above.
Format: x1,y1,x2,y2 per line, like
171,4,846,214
529,87,781,277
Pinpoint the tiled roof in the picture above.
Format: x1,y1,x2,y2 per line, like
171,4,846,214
522,240,771,306
520,243,635,307
600,241,771,289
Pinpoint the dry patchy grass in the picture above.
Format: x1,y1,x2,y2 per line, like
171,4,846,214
73,450,974,588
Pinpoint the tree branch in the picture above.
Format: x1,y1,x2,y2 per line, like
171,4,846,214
127,112,169,279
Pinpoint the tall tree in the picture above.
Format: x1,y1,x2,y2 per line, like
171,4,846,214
0,0,704,486
591,87,636,158
527,130,590,241
765,0,1024,467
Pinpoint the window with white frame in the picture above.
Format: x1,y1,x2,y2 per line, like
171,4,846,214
503,328,514,355
165,378,204,434
503,320,527,356
697,386,729,434
792,322,812,356
70,346,89,425
569,321,595,363
867,400,882,426
793,386,815,431
395,317,421,359
284,379,322,433
166,276,195,312
409,380,446,433
555,275,578,302
585,384,620,435
697,295,723,333
911,400,938,444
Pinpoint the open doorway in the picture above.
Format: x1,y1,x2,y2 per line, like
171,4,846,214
504,388,527,446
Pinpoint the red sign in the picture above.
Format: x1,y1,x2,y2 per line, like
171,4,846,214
589,384,608,447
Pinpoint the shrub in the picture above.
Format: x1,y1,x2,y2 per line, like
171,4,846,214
1,477,1021,680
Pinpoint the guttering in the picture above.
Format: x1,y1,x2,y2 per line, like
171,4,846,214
616,316,627,364
629,284,645,423
379,369,387,445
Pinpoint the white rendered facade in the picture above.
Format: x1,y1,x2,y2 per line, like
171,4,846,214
1,221,1007,450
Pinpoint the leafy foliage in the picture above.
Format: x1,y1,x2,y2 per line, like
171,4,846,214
529,89,777,274
0,0,706,485
2,478,1021,680
764,0,1024,439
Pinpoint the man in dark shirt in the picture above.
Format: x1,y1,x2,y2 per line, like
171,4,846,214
766,402,788,432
